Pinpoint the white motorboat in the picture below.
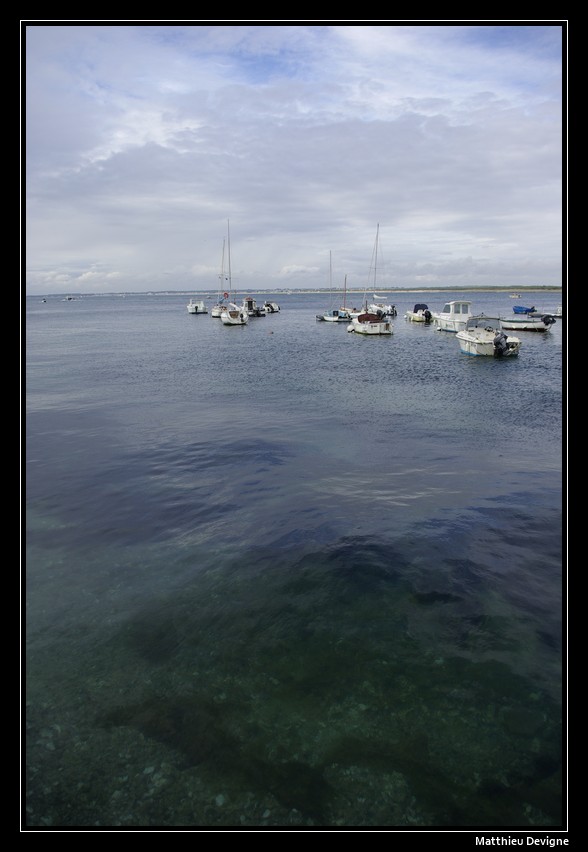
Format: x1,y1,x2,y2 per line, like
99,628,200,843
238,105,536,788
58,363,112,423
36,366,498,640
347,310,392,335
317,309,351,322
220,303,248,326
432,300,473,332
456,316,521,357
405,303,433,323
368,295,397,316
263,301,280,313
186,298,208,314
211,302,227,318
500,311,556,332
242,296,265,317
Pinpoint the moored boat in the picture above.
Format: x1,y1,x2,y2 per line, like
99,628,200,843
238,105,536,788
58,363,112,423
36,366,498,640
405,303,432,323
500,312,556,332
456,316,521,357
317,309,351,322
186,298,208,314
211,227,231,317
347,311,392,335
346,225,394,336
431,300,473,332
368,294,397,316
316,253,351,322
242,296,265,317
211,300,228,318
220,303,249,326
339,274,362,318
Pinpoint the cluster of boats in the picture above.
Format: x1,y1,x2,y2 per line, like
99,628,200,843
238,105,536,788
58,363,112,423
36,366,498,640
187,295,280,324
406,298,560,334
311,226,559,348
316,293,397,336
316,297,561,357
190,289,560,356
186,222,281,325
186,221,560,355
315,231,399,336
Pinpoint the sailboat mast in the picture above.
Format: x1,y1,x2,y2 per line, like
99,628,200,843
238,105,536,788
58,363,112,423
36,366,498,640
219,238,226,294
374,223,379,292
329,250,332,292
227,220,232,298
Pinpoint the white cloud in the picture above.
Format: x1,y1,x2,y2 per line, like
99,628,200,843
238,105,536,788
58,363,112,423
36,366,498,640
24,22,564,294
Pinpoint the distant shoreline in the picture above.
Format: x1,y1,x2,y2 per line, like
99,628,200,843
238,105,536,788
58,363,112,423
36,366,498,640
28,287,563,298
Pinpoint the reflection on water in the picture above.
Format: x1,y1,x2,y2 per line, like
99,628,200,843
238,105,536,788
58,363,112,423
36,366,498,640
25,293,563,828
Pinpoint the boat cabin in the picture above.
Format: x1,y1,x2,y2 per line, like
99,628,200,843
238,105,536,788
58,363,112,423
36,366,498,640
242,296,265,317
187,299,208,314
432,300,473,332
439,301,471,317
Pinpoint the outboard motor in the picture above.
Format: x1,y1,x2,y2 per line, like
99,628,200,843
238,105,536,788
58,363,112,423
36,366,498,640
542,314,556,326
493,330,509,357
423,309,432,324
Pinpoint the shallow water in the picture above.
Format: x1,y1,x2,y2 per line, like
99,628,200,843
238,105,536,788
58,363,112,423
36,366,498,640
25,291,564,828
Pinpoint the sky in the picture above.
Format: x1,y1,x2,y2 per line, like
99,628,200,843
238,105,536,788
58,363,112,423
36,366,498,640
24,22,565,295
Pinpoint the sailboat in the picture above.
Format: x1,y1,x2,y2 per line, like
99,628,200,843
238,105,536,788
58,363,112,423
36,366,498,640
347,224,393,335
219,222,248,326
211,235,230,318
340,274,361,318
316,252,350,322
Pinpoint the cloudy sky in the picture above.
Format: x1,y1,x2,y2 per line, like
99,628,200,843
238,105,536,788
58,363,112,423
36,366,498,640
24,22,564,295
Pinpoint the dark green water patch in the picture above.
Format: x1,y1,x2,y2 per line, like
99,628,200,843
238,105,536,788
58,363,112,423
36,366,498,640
412,590,463,605
99,694,333,823
322,733,562,826
27,539,563,827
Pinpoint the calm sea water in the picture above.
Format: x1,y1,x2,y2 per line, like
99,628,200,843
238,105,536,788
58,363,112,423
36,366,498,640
25,291,564,830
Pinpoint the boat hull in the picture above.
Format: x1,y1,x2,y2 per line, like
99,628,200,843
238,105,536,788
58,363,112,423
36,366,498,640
368,304,396,316
456,328,521,357
220,304,248,325
187,300,208,314
318,310,350,322
347,314,392,335
500,317,554,332
405,304,431,323
434,319,469,332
